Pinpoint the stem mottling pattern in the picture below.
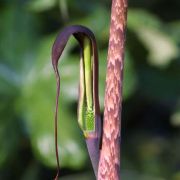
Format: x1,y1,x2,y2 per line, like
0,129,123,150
98,0,128,179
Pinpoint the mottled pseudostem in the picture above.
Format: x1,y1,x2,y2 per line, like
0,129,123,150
98,0,128,180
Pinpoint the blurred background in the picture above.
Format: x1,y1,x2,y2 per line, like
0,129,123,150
0,0,180,179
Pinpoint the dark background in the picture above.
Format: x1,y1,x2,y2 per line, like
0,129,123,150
0,0,180,179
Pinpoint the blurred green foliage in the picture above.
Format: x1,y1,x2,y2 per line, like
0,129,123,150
0,0,180,179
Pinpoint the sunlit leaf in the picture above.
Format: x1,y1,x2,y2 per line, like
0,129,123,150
128,9,178,67
27,0,56,12
128,9,161,30
136,27,178,67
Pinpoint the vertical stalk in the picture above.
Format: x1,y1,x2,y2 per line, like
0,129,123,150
98,0,128,179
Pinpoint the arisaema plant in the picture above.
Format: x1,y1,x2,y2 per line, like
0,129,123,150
52,0,128,179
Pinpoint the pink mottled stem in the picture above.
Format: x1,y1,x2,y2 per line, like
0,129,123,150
98,0,128,179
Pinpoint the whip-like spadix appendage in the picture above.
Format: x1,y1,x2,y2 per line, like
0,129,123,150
51,25,102,179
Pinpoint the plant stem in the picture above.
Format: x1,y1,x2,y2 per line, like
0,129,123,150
98,0,128,179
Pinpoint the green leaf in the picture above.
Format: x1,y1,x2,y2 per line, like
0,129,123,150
136,27,178,67
128,9,161,30
27,0,56,12
128,9,178,68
